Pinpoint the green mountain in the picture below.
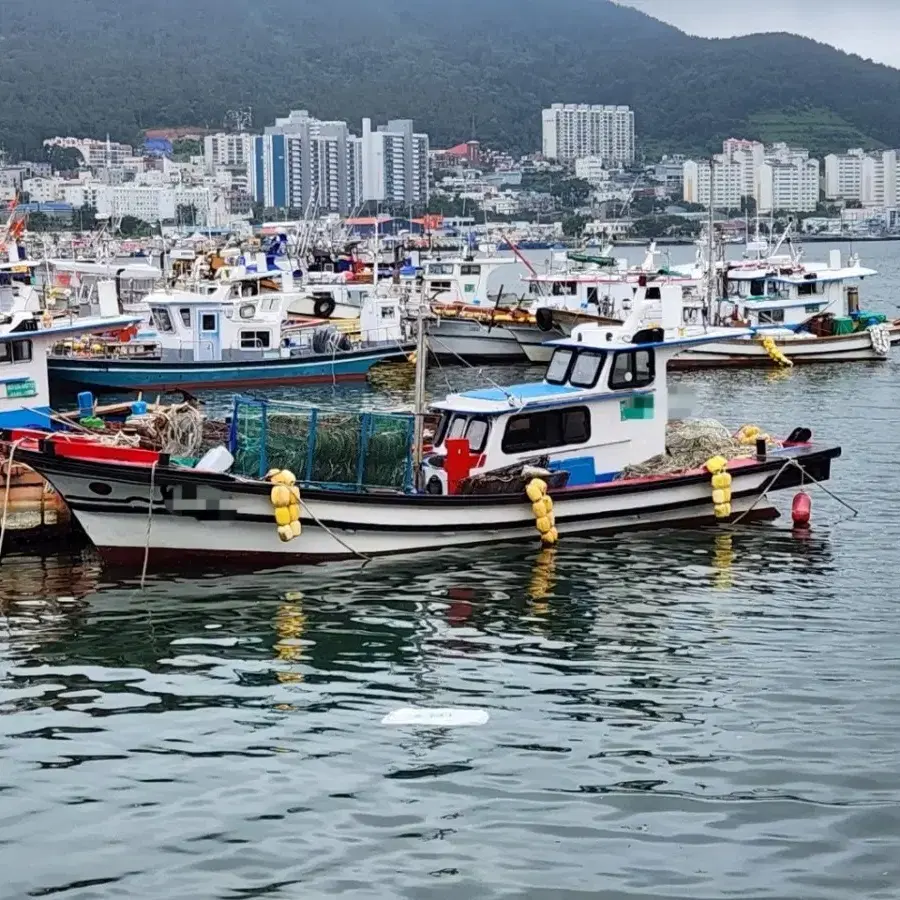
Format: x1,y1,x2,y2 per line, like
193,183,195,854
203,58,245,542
2,0,900,158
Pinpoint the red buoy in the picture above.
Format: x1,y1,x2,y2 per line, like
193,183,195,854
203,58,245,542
791,490,811,528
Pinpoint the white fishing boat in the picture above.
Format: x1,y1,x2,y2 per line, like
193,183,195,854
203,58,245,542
6,287,840,568
674,250,900,368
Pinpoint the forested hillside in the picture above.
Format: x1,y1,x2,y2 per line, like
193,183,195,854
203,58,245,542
1,0,899,157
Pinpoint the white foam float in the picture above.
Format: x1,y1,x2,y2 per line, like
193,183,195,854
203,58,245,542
381,707,490,727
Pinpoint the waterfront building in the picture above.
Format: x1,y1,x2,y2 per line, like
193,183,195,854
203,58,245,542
824,149,900,207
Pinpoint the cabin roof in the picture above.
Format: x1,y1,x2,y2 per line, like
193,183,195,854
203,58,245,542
0,315,141,342
727,266,876,283
432,380,592,414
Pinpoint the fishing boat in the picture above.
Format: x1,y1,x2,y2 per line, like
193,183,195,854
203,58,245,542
674,250,900,367
46,269,413,392
6,285,841,568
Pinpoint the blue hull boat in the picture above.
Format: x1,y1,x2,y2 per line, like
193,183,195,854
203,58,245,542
47,344,413,393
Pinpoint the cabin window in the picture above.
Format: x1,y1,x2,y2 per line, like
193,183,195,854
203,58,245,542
240,330,270,349
431,280,452,291
758,309,785,324
447,415,467,441
151,307,174,333
569,350,606,388
460,264,481,276
428,264,453,276
749,279,766,297
464,417,490,453
433,412,451,446
587,287,599,305
178,308,191,327
646,286,661,300
797,281,823,296
11,340,32,362
502,406,590,455
804,304,822,314
380,305,396,320
0,344,10,364
551,281,577,296
609,349,655,390
200,313,217,331
239,303,256,320
546,347,574,384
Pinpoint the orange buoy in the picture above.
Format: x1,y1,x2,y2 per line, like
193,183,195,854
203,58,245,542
791,491,811,528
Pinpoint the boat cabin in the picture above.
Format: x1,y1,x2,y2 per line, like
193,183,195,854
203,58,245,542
422,323,750,494
722,250,875,329
422,256,533,306
0,310,139,428
145,275,404,363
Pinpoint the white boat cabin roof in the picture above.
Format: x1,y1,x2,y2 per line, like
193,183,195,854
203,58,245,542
432,327,752,416
727,264,877,284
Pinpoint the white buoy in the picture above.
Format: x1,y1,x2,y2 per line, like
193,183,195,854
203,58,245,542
381,707,490,727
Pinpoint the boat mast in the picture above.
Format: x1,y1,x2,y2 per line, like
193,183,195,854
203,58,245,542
706,157,715,323
411,294,428,491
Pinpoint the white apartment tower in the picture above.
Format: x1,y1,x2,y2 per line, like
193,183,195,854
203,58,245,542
824,149,900,206
360,118,430,206
541,104,635,165
683,138,818,212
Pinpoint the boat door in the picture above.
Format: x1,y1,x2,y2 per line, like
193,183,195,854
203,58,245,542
197,310,221,361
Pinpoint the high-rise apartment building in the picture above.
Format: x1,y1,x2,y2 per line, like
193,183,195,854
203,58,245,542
541,104,635,165
683,139,819,212
824,149,900,206
248,111,430,213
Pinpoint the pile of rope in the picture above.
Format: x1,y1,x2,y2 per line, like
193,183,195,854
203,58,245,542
618,419,780,479
98,403,206,457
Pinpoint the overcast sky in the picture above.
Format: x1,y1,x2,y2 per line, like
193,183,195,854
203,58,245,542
618,0,900,69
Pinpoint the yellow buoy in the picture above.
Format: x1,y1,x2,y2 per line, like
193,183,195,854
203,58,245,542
268,469,302,541
526,477,558,544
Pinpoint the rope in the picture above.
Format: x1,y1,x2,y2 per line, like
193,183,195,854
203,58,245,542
139,461,157,589
427,334,520,405
0,439,23,564
297,495,370,563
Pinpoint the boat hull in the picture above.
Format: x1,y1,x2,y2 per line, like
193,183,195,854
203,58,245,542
47,344,413,392
15,443,839,569
673,326,900,369
428,318,526,363
505,324,565,364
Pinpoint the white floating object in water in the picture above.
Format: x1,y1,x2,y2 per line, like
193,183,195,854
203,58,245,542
381,707,490,727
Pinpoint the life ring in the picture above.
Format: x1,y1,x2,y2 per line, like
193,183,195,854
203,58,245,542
313,296,336,318
535,307,555,332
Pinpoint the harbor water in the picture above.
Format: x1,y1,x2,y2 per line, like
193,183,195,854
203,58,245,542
2,243,900,898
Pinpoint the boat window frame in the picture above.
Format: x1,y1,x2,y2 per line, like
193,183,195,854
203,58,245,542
568,349,607,389
178,307,191,327
239,329,271,349
200,312,218,332
758,308,785,325
11,339,32,362
501,405,591,455
608,348,655,390
150,306,174,333
463,416,490,453
545,347,575,385
0,343,10,364
460,263,481,276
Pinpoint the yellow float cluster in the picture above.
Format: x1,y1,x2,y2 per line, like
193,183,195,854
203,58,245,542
704,455,732,520
526,477,558,545
734,423,771,446
759,334,793,367
267,468,302,542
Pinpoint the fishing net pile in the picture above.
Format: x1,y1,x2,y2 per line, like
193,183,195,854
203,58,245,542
618,419,778,479
231,400,415,491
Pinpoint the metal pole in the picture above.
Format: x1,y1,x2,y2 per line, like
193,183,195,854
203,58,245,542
411,295,428,491
706,157,716,321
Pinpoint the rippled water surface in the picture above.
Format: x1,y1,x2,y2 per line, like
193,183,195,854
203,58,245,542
2,243,900,898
